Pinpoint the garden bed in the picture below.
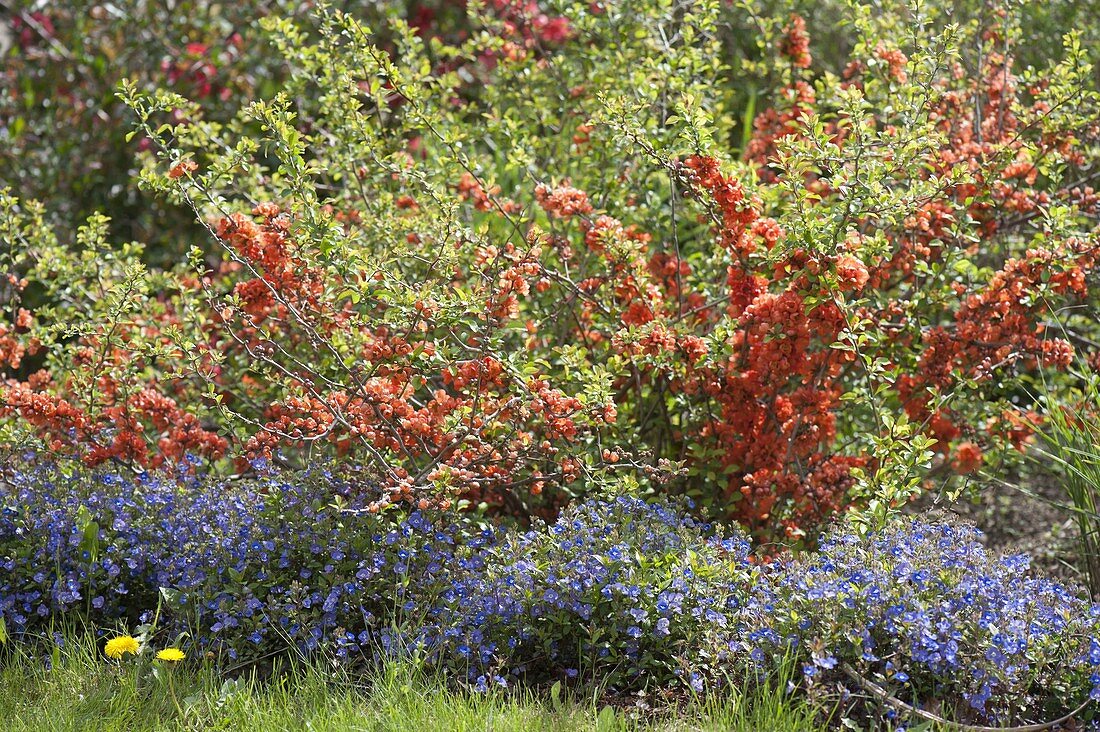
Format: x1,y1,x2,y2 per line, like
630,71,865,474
4,0,1100,729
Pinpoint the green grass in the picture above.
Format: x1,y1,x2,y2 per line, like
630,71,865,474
0,635,827,731
1029,367,1100,594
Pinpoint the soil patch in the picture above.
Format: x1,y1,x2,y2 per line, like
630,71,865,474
909,469,1083,586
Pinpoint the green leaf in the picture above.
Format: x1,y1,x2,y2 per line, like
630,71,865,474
160,586,183,612
76,505,100,563
596,704,617,731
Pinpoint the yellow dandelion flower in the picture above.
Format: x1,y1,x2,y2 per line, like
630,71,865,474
104,635,139,660
156,648,185,662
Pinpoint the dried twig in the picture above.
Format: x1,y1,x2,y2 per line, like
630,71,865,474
843,663,1091,732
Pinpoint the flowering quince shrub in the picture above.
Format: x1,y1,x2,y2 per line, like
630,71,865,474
0,188,617,512
590,8,1100,538
3,0,1100,546
5,459,1100,726
0,197,229,468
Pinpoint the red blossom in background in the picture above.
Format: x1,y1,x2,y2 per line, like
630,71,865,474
780,14,812,70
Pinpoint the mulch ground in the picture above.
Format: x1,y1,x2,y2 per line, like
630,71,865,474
909,467,1084,586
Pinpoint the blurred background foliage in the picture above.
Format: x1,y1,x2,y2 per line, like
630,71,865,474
3,0,1098,261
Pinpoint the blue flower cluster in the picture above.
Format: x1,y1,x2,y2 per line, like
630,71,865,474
4,458,1100,725
756,518,1100,724
421,496,757,691
0,457,485,663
